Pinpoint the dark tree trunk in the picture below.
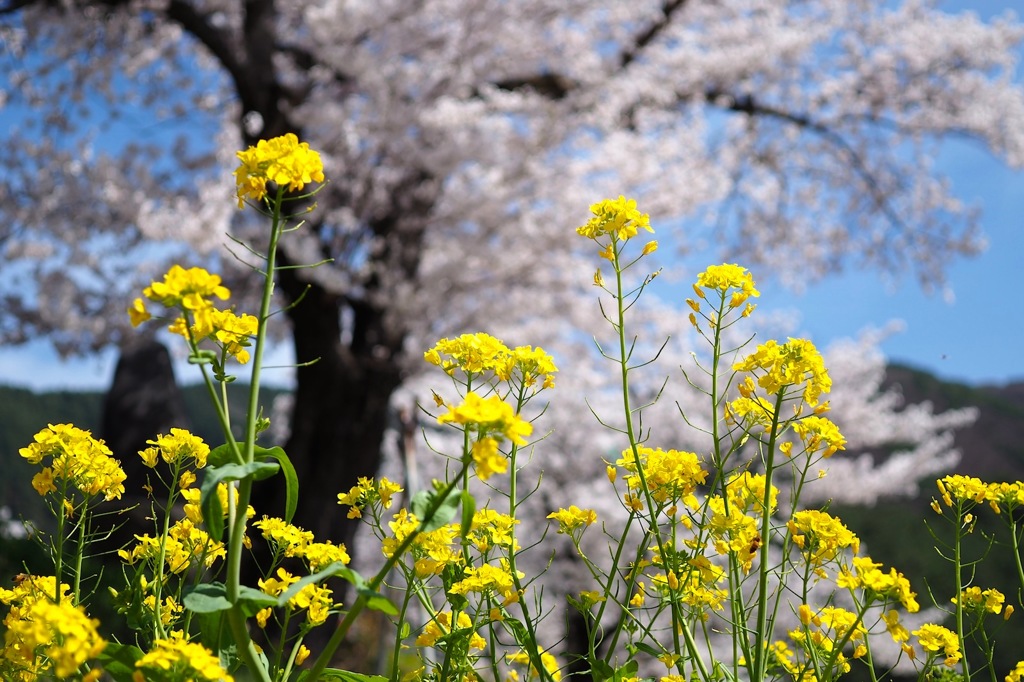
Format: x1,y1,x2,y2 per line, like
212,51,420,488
269,274,405,551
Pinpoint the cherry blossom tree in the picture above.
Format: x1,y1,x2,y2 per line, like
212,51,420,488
1,0,1022,552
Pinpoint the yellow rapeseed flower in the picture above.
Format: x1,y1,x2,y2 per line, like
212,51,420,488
838,556,919,612
694,264,760,304
507,647,563,682
235,132,325,207
19,423,126,501
912,623,962,667
425,332,510,375
788,510,860,566
138,428,210,469
416,611,486,650
733,338,832,407
2,599,106,678
254,516,315,555
791,416,847,457
616,446,707,507
954,586,1005,615
143,265,230,311
438,392,532,446
575,195,652,242
547,505,598,534
134,631,233,681
471,437,508,481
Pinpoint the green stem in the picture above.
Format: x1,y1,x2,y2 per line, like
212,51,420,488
505,381,550,682
607,240,708,680
222,187,288,682
73,500,88,606
749,391,785,681
953,505,969,680
54,483,67,604
1008,514,1024,605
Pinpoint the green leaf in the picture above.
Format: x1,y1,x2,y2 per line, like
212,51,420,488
588,658,614,681
333,565,369,590
183,583,232,613
631,642,661,658
237,586,280,617
188,350,218,365
200,461,280,541
358,587,398,616
614,660,639,680
208,443,239,467
459,488,476,540
98,642,144,681
255,445,298,523
277,561,348,607
411,486,461,533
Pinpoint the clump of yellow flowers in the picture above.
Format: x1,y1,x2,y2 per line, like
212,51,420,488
234,131,325,206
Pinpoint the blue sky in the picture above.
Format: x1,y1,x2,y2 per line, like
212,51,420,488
0,0,1021,392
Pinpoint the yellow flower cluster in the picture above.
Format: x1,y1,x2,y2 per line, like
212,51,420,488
381,509,461,577
138,428,210,469
727,471,779,515
134,631,233,681
547,505,597,534
142,264,230,311
416,611,487,650
615,446,708,508
733,338,832,407
986,481,1024,513
575,195,652,242
507,647,563,681
649,559,728,615
170,308,259,364
425,332,557,389
686,263,760,322
19,423,126,501
788,509,860,567
837,556,919,612
724,393,777,430
130,265,257,364
253,516,351,571
791,416,846,458
706,495,760,572
337,476,403,519
438,392,533,480
790,605,867,674
449,560,524,601
912,623,962,667
119,518,225,574
235,132,325,207
468,508,519,552
953,586,1005,615
0,576,105,681
180,482,255,526
380,507,519,576
257,568,336,626
1008,660,1024,682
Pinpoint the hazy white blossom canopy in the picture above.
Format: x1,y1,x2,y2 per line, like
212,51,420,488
1,0,1021,510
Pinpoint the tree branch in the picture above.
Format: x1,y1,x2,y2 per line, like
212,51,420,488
708,88,910,234
619,0,689,70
